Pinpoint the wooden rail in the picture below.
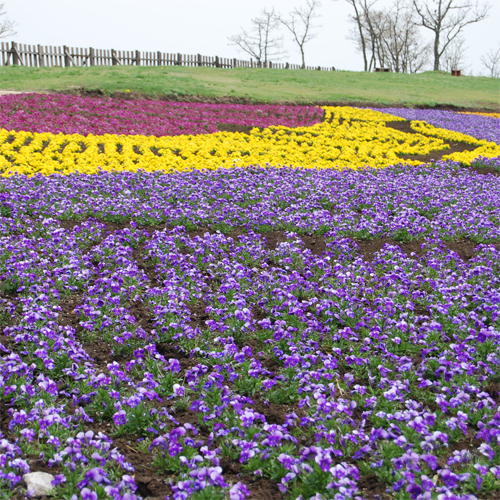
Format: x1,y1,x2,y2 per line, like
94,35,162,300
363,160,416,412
0,41,335,71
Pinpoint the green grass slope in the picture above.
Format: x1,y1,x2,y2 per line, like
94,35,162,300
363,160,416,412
1,65,499,109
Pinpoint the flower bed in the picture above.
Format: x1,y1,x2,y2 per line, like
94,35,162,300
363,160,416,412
1,163,500,500
1,106,499,176
0,94,324,136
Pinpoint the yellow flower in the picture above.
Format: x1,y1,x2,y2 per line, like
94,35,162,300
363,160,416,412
459,111,500,119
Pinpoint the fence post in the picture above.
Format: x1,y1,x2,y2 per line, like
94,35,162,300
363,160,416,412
157,51,162,66
63,45,71,67
89,47,95,66
177,53,182,66
37,44,45,67
197,53,202,66
215,55,220,68
11,41,19,65
233,57,236,68
135,50,141,66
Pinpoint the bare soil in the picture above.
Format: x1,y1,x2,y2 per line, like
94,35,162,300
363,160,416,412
216,123,255,134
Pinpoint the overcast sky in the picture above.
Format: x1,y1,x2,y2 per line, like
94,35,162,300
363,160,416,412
3,0,500,76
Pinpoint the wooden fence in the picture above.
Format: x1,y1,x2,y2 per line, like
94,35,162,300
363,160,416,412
0,41,335,71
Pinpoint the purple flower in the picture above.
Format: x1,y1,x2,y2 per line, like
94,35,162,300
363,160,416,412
478,443,495,460
51,474,66,486
229,482,250,500
81,488,98,500
421,454,438,470
173,384,185,397
113,410,128,426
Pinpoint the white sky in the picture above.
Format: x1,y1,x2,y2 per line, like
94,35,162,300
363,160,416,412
4,0,500,76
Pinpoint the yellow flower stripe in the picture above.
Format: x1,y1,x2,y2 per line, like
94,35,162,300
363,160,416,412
1,106,498,177
459,111,500,119
409,120,500,162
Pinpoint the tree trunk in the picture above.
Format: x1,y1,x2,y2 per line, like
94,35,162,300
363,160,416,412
433,31,440,70
359,25,368,71
352,2,368,71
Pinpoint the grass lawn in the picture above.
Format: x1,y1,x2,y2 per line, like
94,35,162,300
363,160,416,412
0,65,499,109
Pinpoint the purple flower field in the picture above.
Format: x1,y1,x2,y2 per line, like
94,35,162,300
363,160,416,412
1,162,499,500
0,94,324,136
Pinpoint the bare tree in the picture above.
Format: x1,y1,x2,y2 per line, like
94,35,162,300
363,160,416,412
365,8,388,70
344,0,377,71
347,4,389,71
228,8,286,67
381,0,429,72
441,36,468,71
279,0,322,69
481,45,500,78
0,3,17,39
347,0,429,72
412,0,490,71
402,28,430,73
